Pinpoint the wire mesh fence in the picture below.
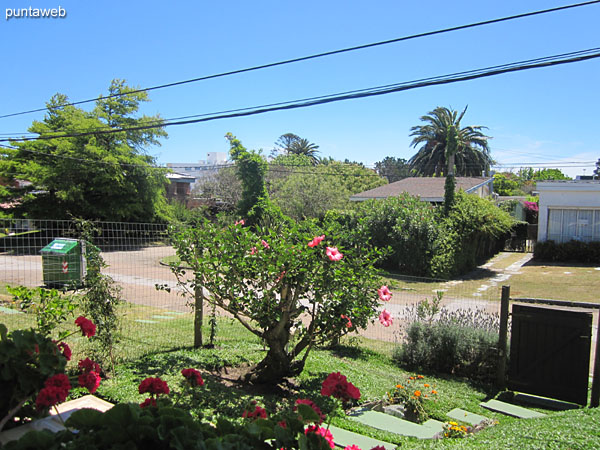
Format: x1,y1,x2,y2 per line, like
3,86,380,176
0,218,597,366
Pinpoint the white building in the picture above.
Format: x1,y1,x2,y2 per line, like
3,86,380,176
167,152,229,187
537,180,600,243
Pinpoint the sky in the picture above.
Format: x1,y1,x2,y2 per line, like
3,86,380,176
1,0,599,178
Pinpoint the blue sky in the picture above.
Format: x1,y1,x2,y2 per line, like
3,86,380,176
1,0,599,177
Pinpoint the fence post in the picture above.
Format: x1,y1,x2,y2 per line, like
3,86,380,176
497,285,510,389
591,316,600,407
193,276,203,348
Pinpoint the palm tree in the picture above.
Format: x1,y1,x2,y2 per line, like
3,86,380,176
274,134,320,165
408,106,492,177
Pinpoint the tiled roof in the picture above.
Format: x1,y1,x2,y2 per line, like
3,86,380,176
350,177,492,201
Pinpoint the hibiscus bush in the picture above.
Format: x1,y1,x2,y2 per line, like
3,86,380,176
169,219,384,383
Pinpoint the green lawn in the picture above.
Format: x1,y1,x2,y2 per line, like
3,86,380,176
83,319,598,449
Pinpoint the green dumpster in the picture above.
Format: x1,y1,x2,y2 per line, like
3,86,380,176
40,238,87,287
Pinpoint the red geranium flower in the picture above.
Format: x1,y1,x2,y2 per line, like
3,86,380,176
56,342,71,361
78,358,101,374
321,372,361,402
45,373,71,392
75,316,96,338
295,398,325,424
36,386,68,410
138,377,170,395
181,368,204,387
78,371,101,394
305,425,334,449
242,405,267,420
140,397,157,408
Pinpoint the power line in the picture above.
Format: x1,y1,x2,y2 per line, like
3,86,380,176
1,0,598,120
3,47,599,144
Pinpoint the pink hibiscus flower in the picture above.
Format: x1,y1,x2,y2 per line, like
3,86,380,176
379,309,393,327
325,247,343,261
308,235,325,248
377,285,392,302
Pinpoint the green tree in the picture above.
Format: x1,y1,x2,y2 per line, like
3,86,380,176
169,220,382,383
268,155,386,219
0,80,170,222
517,167,571,181
493,173,523,196
374,157,411,182
408,106,492,177
274,133,320,165
226,133,268,222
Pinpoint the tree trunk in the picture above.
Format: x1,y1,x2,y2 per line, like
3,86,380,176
193,277,203,348
244,327,304,384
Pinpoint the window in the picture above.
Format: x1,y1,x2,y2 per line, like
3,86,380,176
547,208,600,243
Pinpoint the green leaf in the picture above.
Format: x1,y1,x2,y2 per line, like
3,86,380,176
296,403,320,423
66,408,104,429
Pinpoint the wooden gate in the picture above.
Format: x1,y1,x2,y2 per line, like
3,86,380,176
508,304,592,405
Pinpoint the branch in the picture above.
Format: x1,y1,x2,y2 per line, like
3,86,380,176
0,397,29,432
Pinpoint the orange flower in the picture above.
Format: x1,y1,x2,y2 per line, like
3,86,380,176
414,390,421,397
431,390,438,395
417,375,424,379
424,383,430,388
424,394,428,398
409,376,415,380
396,384,404,389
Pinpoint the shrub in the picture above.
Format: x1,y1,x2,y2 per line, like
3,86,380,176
534,240,600,263
394,319,499,382
325,192,515,278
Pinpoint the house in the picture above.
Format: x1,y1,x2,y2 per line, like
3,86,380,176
165,172,195,205
537,180,600,243
167,152,229,188
349,177,494,202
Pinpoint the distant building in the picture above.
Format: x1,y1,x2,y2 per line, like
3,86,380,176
167,152,229,187
350,177,494,203
537,180,600,242
165,172,195,205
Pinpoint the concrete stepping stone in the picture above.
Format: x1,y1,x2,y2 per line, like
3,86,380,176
422,419,444,433
134,319,158,324
350,410,440,439
0,306,22,314
446,408,489,426
152,315,175,320
328,425,396,450
164,311,185,315
480,399,545,419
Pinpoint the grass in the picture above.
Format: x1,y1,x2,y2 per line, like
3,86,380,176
381,252,600,304
3,305,599,448
74,318,593,449
507,261,600,303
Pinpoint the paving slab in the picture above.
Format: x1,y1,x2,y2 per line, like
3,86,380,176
422,419,444,433
151,315,176,320
134,319,158,324
328,425,396,450
350,410,440,439
0,395,113,446
446,408,489,426
480,399,546,419
0,306,23,314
